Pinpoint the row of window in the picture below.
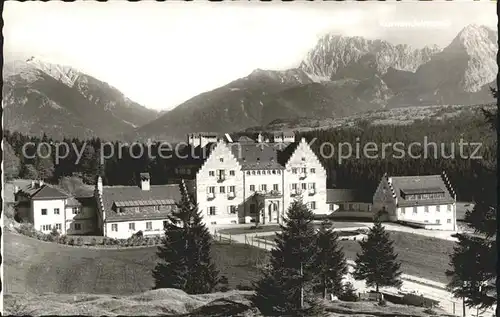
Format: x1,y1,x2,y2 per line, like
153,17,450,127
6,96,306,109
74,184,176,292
41,207,80,216
40,223,81,231
329,203,372,212
246,170,282,176
112,221,169,232
118,205,172,213
291,183,315,190
401,205,452,215
422,219,452,224
291,167,315,174
208,205,238,216
404,193,446,200
208,186,236,194
249,184,280,192
208,170,236,177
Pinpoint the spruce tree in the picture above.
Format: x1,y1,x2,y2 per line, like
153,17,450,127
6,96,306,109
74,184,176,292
313,220,348,299
152,193,219,294
446,88,497,311
252,199,324,316
353,219,402,292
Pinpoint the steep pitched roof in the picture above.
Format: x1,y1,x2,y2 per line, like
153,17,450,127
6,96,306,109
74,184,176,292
326,189,373,203
101,184,182,221
18,183,69,200
277,141,300,166
230,143,284,170
389,174,455,207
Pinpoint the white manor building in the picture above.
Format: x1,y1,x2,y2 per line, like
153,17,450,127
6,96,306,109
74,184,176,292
184,135,329,226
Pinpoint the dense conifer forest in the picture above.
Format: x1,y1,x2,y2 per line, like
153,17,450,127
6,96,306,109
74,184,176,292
3,111,496,202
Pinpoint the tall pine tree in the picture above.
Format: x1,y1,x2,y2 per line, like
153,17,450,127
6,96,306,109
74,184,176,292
353,219,402,292
152,191,219,294
446,88,497,311
252,199,324,316
312,220,348,300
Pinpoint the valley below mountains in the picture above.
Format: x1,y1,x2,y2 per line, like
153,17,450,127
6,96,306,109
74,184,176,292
3,24,497,142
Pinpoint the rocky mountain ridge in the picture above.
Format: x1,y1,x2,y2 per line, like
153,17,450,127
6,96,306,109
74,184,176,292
3,57,161,140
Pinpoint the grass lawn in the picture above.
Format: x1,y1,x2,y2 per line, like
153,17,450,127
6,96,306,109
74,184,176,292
257,231,454,284
4,231,268,295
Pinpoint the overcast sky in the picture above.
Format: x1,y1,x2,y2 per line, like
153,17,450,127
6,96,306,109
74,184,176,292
4,1,497,111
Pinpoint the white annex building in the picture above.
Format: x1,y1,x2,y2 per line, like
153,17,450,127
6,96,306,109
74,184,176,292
372,172,458,231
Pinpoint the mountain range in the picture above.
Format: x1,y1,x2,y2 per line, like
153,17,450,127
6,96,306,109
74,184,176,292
3,24,497,141
3,58,161,140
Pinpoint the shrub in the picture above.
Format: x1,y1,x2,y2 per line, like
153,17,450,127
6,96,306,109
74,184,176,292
338,282,358,302
236,283,254,291
76,237,83,246
423,308,438,315
17,223,36,237
45,234,54,242
133,230,144,238
68,238,75,246
90,238,97,246
50,227,60,237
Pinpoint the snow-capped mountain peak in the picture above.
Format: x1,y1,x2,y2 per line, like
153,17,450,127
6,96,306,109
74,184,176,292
25,56,81,87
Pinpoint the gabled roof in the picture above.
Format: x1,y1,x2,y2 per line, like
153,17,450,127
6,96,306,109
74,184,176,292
326,188,373,203
277,141,300,166
389,174,455,207
101,184,182,221
18,183,69,200
230,143,284,170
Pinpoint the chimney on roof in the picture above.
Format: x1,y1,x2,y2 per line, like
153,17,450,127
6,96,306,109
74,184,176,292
31,180,35,187
14,185,19,194
140,173,150,191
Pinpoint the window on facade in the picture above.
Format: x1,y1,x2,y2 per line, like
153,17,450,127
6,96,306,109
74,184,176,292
413,207,417,215
246,171,250,175
220,186,225,193
272,170,276,174
447,205,452,212
273,184,279,191
250,185,255,191
209,207,216,215
301,183,307,190
129,223,135,230
220,158,224,162
400,208,405,215
252,170,256,175
229,206,237,214
329,204,334,210
277,170,281,175
154,205,159,211
257,170,261,175
261,184,267,192
230,170,235,176
424,206,429,213
436,205,440,212
111,224,118,231
163,220,168,229
447,219,451,224
292,168,297,174
310,201,316,210
209,171,215,176
54,208,60,215
308,183,315,189
348,204,353,210
436,219,440,224
41,209,47,216
55,223,62,230
310,168,316,173
75,223,82,230
146,222,152,230
292,183,298,189
229,186,235,193
41,224,52,231
73,207,79,214
424,220,428,223
208,186,215,193
301,168,307,173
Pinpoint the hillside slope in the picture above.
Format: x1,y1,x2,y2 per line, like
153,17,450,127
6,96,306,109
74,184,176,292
3,58,160,140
